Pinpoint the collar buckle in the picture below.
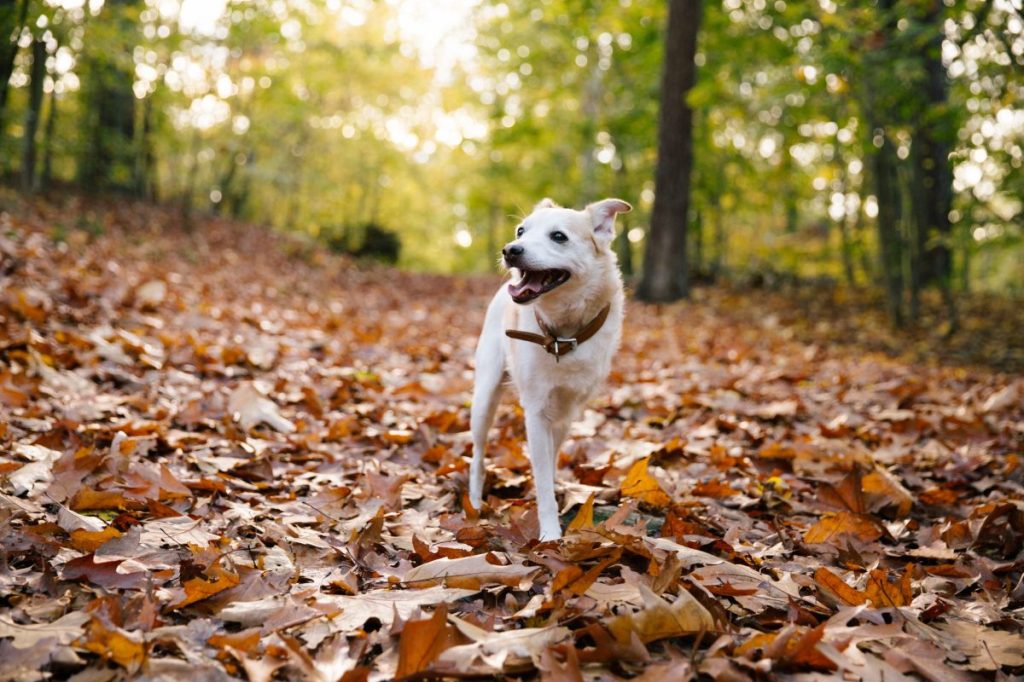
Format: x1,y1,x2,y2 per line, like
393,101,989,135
553,337,578,356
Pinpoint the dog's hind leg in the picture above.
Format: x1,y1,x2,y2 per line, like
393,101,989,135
469,367,503,509
469,298,507,509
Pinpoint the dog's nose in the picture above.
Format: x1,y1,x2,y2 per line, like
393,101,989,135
502,244,524,262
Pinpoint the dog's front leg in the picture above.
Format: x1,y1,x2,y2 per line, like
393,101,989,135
525,410,561,540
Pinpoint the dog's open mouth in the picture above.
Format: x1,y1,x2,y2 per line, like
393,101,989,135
508,269,571,304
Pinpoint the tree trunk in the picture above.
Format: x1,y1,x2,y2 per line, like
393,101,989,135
40,82,57,191
691,208,703,276
637,0,702,302
711,190,725,278
614,152,633,278
135,93,157,199
915,5,953,287
20,38,46,193
0,0,31,140
873,131,904,327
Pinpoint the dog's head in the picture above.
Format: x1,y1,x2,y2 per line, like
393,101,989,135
503,197,631,305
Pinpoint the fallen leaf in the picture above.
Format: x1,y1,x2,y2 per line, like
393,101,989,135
863,567,912,607
813,566,869,606
435,615,571,673
228,383,296,433
57,505,106,533
79,616,146,671
170,558,241,609
395,604,460,677
403,553,537,589
0,611,90,648
981,382,1019,413
804,511,886,544
605,585,714,644
620,458,671,508
135,280,167,308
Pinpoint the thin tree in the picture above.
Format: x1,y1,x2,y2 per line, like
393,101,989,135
637,0,702,302
0,0,31,140
21,38,46,193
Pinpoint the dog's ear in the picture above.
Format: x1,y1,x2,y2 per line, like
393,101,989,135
587,198,632,243
534,197,559,211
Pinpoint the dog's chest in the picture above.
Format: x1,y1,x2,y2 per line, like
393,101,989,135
507,323,617,405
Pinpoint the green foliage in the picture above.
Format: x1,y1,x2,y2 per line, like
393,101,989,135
0,0,1019,296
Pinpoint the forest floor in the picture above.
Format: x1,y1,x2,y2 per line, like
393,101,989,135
1,192,1023,681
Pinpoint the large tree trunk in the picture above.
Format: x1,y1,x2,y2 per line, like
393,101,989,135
20,38,46,193
636,0,702,302
0,0,31,139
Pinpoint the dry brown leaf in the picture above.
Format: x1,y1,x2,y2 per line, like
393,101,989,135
135,280,167,308
863,467,914,516
228,382,296,433
863,567,912,607
403,553,537,589
934,620,1024,670
435,615,571,673
813,566,869,606
804,511,886,544
395,604,460,677
170,559,241,609
0,611,90,648
315,587,480,632
605,585,714,644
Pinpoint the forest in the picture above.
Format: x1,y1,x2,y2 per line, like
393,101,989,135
1,0,1022,316
1,0,1024,680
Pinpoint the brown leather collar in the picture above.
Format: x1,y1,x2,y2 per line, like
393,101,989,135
505,303,611,360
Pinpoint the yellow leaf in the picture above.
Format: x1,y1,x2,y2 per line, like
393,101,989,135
80,618,146,671
69,527,123,553
620,458,671,508
567,493,596,532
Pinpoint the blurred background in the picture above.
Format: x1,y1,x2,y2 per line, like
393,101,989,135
0,0,1021,324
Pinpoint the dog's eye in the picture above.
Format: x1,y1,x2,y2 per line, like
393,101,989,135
516,226,525,238
550,231,568,243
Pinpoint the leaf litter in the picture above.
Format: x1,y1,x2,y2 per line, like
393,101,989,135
1,196,1023,680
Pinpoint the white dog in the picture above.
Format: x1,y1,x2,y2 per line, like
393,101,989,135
469,197,631,540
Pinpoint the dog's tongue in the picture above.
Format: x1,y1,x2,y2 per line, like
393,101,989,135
509,271,546,298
